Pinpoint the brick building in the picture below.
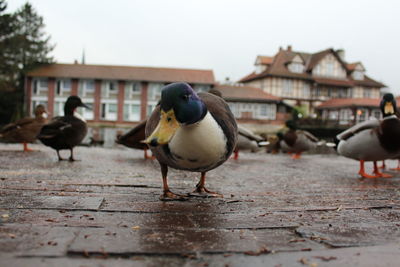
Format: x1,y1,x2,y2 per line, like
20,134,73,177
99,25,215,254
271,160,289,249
26,63,215,126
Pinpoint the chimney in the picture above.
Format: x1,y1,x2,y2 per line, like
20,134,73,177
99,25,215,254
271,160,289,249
279,46,283,51
337,49,345,61
287,45,292,51
74,59,78,64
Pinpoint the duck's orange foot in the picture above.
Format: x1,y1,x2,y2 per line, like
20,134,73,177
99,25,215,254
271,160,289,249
160,190,189,201
374,171,393,178
189,186,223,198
390,167,400,171
291,153,301,159
358,171,379,179
23,143,34,152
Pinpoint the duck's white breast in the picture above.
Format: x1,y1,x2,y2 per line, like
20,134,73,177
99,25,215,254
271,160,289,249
168,112,227,170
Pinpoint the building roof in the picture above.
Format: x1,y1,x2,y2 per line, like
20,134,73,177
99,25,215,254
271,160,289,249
256,56,274,65
239,47,385,88
27,63,215,84
214,84,281,102
316,98,381,109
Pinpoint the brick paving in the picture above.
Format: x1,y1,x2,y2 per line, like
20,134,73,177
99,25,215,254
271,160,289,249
0,143,400,266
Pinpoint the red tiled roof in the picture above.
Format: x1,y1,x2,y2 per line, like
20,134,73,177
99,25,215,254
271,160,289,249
316,98,380,109
214,84,281,102
346,63,358,71
27,63,215,84
257,56,274,65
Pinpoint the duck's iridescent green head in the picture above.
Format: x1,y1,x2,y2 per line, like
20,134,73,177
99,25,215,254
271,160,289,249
144,82,207,146
380,93,397,117
285,120,297,130
160,82,207,124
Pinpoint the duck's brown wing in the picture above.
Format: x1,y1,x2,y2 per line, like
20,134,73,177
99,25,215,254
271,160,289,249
300,130,319,142
0,118,35,134
337,119,380,141
116,119,148,150
198,92,238,157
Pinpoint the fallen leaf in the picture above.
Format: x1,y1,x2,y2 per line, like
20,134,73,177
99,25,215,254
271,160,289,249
1,214,9,218
244,246,270,256
131,226,140,230
313,256,337,262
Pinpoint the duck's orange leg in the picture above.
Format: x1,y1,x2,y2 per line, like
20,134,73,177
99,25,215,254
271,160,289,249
232,149,239,160
358,160,378,178
379,160,386,169
390,160,400,171
373,161,392,178
191,172,223,198
291,152,302,159
23,143,34,152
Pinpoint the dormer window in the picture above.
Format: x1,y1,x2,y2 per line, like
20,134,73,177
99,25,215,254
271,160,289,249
352,70,364,80
288,62,304,73
255,64,267,74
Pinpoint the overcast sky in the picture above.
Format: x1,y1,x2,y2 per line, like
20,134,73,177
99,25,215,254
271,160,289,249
7,0,400,94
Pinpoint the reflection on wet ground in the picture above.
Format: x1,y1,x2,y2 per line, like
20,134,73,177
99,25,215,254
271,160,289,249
0,143,400,266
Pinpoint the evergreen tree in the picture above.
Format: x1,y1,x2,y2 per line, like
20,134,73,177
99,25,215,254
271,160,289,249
0,1,54,124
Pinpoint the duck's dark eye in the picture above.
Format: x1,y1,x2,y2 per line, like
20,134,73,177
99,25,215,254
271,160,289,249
181,94,189,101
167,117,172,122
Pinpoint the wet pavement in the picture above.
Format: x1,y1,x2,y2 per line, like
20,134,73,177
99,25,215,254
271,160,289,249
0,143,400,266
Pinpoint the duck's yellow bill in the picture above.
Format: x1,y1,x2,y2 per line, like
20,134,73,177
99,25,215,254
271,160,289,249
384,102,394,114
143,109,180,146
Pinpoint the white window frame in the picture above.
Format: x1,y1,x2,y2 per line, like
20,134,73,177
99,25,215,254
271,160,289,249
77,99,94,120
257,103,276,120
282,80,293,96
101,100,118,120
32,78,48,95
123,101,141,122
56,79,71,96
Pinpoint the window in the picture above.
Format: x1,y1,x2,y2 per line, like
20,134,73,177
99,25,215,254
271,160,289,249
352,71,364,80
302,84,310,98
258,104,276,119
289,63,303,73
32,78,48,95
148,83,164,100
56,79,71,95
194,84,210,93
101,103,117,120
123,104,140,121
54,101,65,116
363,88,371,98
339,109,353,124
328,110,338,120
79,80,95,97
147,104,157,116
326,62,334,76
282,80,292,96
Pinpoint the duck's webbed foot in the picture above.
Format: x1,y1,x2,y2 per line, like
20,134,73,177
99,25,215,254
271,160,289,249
189,185,223,198
160,190,189,201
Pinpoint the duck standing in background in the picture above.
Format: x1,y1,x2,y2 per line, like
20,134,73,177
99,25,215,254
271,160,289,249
336,93,400,178
37,96,90,161
0,105,48,151
278,120,319,159
143,82,238,201
116,119,153,159
232,125,266,160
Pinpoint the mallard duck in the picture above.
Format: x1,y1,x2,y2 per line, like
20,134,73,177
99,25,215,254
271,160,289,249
278,120,319,159
0,105,48,151
116,119,153,159
336,93,400,178
232,125,266,160
37,96,89,161
143,82,238,200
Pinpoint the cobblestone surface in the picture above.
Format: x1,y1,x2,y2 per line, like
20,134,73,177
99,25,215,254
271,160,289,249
1,143,400,266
